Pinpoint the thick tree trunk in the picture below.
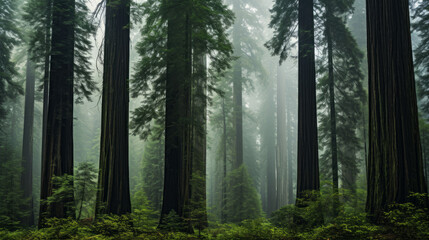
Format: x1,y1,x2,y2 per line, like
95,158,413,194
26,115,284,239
366,0,428,220
160,0,192,227
325,7,339,216
277,66,288,207
296,0,320,201
39,0,75,227
21,57,35,226
96,0,131,216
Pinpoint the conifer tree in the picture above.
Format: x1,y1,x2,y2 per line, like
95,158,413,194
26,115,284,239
131,0,233,229
366,0,427,220
316,0,366,215
413,0,429,115
267,0,320,204
39,0,96,226
0,0,21,116
96,0,132,216
21,58,36,226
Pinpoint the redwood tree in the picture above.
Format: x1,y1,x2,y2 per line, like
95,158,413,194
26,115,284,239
366,0,428,220
296,0,320,200
96,0,131,215
39,0,75,226
21,58,36,226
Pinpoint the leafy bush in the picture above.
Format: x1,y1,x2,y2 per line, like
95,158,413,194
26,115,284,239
380,193,429,239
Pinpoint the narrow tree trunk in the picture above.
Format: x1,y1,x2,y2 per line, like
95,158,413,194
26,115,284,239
78,181,86,220
41,0,52,187
190,39,208,228
21,57,35,226
96,0,131,215
266,82,277,216
286,103,294,204
232,2,243,169
362,112,368,183
277,65,288,207
296,0,320,201
221,98,227,223
366,0,428,220
325,7,339,216
39,0,75,227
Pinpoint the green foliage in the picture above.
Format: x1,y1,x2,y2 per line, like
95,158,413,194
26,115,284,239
208,219,290,240
266,0,298,62
0,0,22,117
75,162,97,219
91,214,134,237
0,143,27,230
131,0,234,139
379,193,429,239
23,0,98,102
159,210,187,232
316,0,366,194
43,174,75,218
1,198,429,239
413,1,429,115
224,165,262,223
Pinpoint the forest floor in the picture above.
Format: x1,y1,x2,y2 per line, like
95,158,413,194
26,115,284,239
1,194,428,240
1,202,428,240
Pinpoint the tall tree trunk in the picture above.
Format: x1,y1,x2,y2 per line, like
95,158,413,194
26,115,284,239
21,57,35,226
266,82,277,216
325,6,339,216
296,0,320,201
41,0,52,191
362,111,368,184
96,0,131,215
39,0,75,227
277,65,288,207
160,0,192,227
286,102,294,204
190,40,208,228
366,0,428,220
232,2,243,169
221,98,227,223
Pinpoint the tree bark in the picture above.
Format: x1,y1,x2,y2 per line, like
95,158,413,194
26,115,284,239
277,65,288,207
325,5,339,216
39,0,75,227
96,0,131,215
296,0,320,201
232,1,243,169
160,0,192,227
266,81,277,216
221,98,227,223
286,101,294,204
21,57,35,226
366,0,428,220
41,0,52,189
190,39,208,228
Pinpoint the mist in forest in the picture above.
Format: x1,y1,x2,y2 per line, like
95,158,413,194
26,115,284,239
0,0,428,238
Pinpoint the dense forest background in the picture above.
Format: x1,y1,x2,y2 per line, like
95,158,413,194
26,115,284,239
0,0,428,239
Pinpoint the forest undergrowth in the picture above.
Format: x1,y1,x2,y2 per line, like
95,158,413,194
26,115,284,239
1,192,428,240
